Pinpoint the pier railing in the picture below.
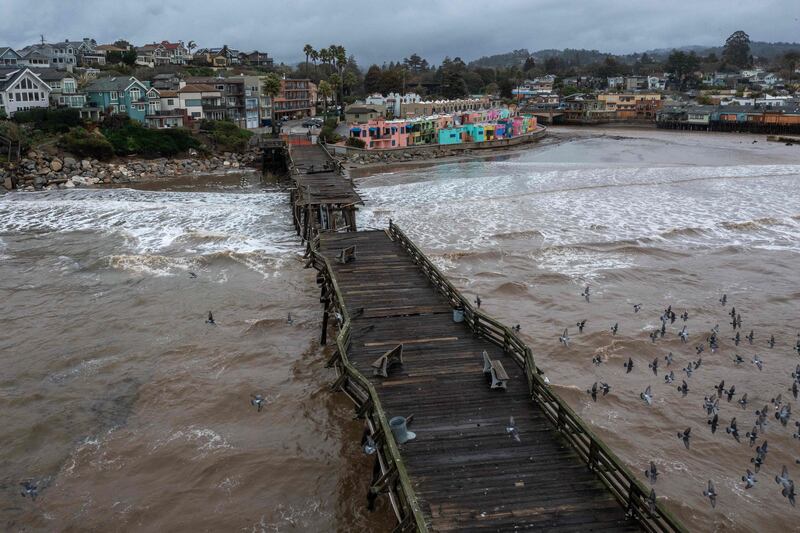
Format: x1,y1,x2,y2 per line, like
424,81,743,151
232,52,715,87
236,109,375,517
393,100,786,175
386,221,686,533
311,243,429,533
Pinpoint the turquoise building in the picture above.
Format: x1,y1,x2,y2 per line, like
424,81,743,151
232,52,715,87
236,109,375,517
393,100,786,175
438,126,465,145
85,76,151,123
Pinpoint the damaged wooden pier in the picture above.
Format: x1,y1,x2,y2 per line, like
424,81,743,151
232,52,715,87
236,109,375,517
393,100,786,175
309,224,685,532
288,142,684,531
288,144,361,241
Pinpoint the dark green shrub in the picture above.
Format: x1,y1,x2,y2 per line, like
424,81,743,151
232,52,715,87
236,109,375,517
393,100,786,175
13,108,82,133
101,117,200,157
198,120,254,152
345,136,365,148
59,127,115,160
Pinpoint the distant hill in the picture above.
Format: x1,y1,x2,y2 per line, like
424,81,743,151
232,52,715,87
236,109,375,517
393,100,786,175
468,41,800,69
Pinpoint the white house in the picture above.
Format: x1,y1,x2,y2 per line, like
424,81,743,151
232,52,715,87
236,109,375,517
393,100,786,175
34,68,84,108
0,47,22,67
178,83,223,120
0,68,52,117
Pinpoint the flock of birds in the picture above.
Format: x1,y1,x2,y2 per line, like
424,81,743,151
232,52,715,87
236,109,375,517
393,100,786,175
561,287,800,512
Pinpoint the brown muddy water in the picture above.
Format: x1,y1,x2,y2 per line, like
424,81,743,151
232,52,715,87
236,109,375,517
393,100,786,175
1,128,798,532
0,172,394,531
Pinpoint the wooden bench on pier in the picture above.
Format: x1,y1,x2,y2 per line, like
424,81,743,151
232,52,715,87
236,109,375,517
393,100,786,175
482,349,509,389
336,245,356,264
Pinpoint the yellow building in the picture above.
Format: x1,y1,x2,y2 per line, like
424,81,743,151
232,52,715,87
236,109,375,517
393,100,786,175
597,93,663,120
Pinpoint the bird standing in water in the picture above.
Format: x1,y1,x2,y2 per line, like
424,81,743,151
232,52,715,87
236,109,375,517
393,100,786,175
206,311,215,325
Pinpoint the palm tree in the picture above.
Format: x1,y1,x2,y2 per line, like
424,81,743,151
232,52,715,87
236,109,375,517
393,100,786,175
261,73,282,135
318,80,332,113
303,44,314,76
319,48,330,70
310,49,319,76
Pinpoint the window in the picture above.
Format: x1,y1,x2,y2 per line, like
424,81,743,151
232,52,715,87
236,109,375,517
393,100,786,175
167,99,174,105
110,91,118,101
129,87,141,101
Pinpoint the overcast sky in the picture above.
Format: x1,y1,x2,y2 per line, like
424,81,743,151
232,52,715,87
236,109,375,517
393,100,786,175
3,0,799,66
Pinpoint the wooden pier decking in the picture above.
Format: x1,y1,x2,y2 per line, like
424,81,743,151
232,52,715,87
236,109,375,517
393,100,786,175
288,144,361,240
288,141,684,532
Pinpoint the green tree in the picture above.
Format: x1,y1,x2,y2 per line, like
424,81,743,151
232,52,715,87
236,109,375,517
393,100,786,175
782,51,800,84
403,53,429,73
364,65,382,94
722,30,752,69
260,73,282,134
122,49,137,66
665,50,701,89
523,56,536,73
378,69,403,94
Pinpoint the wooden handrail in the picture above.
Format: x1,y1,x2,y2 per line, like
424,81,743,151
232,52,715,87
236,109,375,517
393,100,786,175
386,221,686,533
312,242,430,532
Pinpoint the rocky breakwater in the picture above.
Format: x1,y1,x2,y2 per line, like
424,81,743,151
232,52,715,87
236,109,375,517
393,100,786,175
1,150,260,192
337,147,461,167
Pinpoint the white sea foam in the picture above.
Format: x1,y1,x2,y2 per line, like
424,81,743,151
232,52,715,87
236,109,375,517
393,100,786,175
0,189,297,256
359,162,800,262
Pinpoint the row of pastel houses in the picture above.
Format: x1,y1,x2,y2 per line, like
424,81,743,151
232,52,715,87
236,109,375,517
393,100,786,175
348,108,538,150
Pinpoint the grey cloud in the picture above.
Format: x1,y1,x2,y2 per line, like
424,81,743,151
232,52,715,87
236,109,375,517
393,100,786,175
1,0,798,66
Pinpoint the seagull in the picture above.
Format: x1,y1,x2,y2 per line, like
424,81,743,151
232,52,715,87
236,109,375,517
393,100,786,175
776,404,792,427
677,380,689,397
581,285,590,302
696,344,704,355
776,465,793,490
611,322,619,336
633,304,642,313
649,330,659,343
648,489,658,514
746,426,758,446
250,394,266,412
752,355,764,371
768,335,775,349
475,295,482,308
678,427,692,449
664,352,673,366
720,294,727,305
683,364,693,378
746,330,755,344
624,357,634,374
512,324,521,333
641,385,653,406
576,320,586,333
703,480,717,508
506,416,520,442
559,328,570,347
732,332,741,346
715,380,726,398
793,365,800,381
681,311,689,321
732,354,744,365
591,354,603,366
704,396,720,416
726,417,741,442
772,393,783,409
188,271,197,278
206,311,215,325
708,413,719,434
679,326,689,343
19,481,38,501
790,381,798,400
287,313,293,325
587,382,598,402
752,441,769,472
738,393,749,409
694,358,702,370
742,469,757,489
664,370,675,384
649,357,659,375
600,382,610,396
783,481,797,507
645,461,659,483
725,385,737,402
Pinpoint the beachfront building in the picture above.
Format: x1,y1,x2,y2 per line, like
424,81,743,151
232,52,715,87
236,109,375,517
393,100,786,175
401,96,490,118
0,47,22,67
0,68,52,117
34,69,84,109
350,110,538,150
273,78,316,121
597,93,663,120
345,103,386,124
84,76,151,123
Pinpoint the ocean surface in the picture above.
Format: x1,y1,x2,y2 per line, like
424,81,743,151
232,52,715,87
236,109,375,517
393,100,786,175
1,128,799,531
